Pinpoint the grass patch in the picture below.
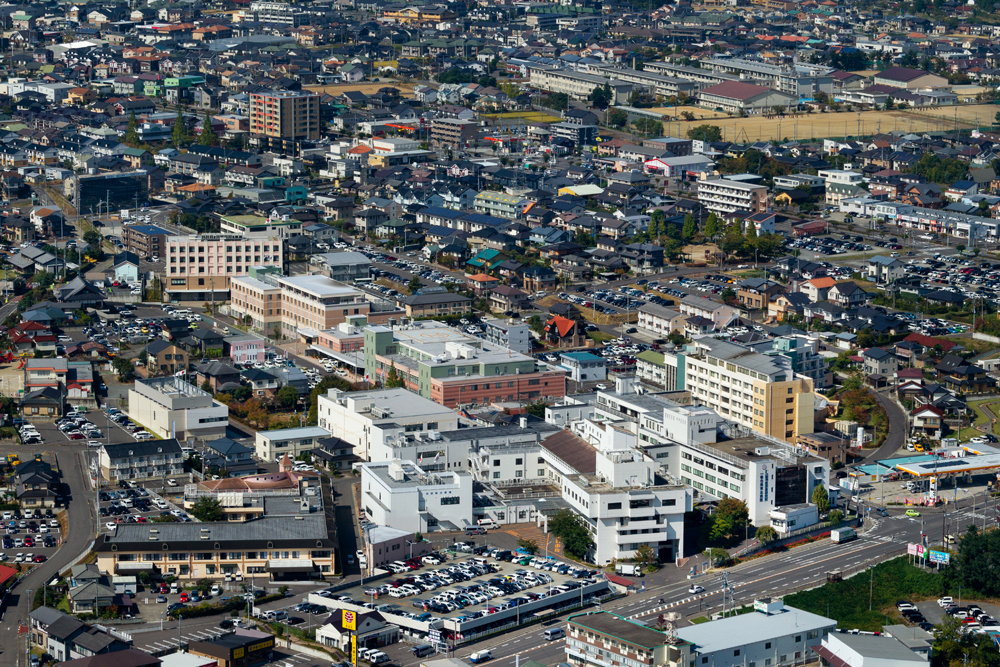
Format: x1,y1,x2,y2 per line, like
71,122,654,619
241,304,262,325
689,616,710,624
783,556,944,632
587,330,613,343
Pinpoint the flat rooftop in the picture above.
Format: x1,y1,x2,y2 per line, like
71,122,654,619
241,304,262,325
568,611,673,649
277,274,361,297
140,376,211,398
364,460,462,489
388,323,535,366
333,388,455,419
677,606,835,654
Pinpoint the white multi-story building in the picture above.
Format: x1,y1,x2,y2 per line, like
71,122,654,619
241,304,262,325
818,169,864,187
637,303,684,337
127,376,229,442
254,426,331,461
696,178,768,215
360,459,473,532
317,388,460,461
484,319,532,355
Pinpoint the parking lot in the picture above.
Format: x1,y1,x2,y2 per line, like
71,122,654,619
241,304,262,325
306,546,612,646
98,482,191,535
0,507,65,565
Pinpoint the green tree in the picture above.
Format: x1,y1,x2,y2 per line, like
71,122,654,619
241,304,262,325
276,385,299,409
607,109,628,128
385,362,406,389
686,124,723,142
407,275,423,294
744,220,758,250
124,111,141,148
112,356,134,383
812,484,831,514
549,509,594,559
712,498,749,540
704,212,719,240
721,287,738,306
633,544,658,569
83,229,102,246
756,526,779,544
588,83,613,109
527,315,543,334
524,400,546,418
827,509,844,526
200,116,219,148
681,214,697,242
632,117,663,137
545,93,569,111
190,497,224,522
171,110,187,148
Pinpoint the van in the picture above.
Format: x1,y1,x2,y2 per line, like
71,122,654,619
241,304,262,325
471,557,489,567
544,628,565,641
465,526,487,535
170,582,179,594
358,648,377,661
412,645,435,658
477,518,495,528
370,653,389,664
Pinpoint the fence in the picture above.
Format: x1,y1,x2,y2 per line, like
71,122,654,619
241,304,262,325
733,519,848,559
974,333,1000,344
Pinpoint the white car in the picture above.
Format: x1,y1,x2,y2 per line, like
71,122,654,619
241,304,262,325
14,553,23,562
688,585,705,594
106,523,117,531
595,384,608,390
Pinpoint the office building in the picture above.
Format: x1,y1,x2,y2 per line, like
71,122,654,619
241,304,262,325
527,67,633,103
188,632,276,667
677,599,836,667
230,272,373,339
816,629,931,667
67,171,150,215
697,178,769,215
363,321,566,408
220,214,304,239
360,459,473,532
312,251,372,283
317,388,459,461
247,1,306,25
559,351,606,383
249,90,320,147
484,318,532,355
164,234,283,302
474,191,529,219
127,376,229,442
671,337,816,443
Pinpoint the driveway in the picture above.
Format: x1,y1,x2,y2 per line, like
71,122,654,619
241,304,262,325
862,389,908,465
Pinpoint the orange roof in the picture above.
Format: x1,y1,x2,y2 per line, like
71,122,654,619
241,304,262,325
178,184,216,192
467,273,497,282
546,314,576,338
348,145,373,154
808,277,837,289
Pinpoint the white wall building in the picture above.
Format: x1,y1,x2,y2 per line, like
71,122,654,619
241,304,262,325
254,426,331,461
127,376,229,441
484,319,532,356
317,388,460,461
360,459,474,532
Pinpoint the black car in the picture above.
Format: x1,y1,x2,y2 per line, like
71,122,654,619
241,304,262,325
219,620,234,629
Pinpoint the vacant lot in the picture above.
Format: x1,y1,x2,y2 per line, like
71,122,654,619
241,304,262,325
481,111,562,124
643,104,1000,142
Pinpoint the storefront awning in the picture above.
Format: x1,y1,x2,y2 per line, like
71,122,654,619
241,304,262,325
266,559,316,572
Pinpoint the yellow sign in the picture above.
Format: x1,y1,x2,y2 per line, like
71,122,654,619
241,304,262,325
233,649,245,659
343,610,357,630
249,640,274,652
351,634,357,666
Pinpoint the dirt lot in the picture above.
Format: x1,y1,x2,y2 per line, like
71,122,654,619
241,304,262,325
645,104,1000,142
304,82,416,96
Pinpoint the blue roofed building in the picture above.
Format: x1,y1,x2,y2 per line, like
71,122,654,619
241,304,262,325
559,351,606,383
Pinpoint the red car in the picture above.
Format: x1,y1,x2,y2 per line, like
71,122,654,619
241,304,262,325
23,538,33,548
159,584,169,594
136,516,148,523
32,555,45,563
68,433,84,440
179,593,189,603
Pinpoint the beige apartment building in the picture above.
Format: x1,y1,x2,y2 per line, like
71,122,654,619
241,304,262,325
165,234,283,302
676,337,815,442
230,271,373,338
249,90,320,141
696,178,768,215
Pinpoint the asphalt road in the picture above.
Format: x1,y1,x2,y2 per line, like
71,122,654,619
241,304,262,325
0,443,95,667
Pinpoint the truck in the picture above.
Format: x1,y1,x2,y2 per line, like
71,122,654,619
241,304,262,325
615,563,643,577
470,651,492,664
831,527,857,544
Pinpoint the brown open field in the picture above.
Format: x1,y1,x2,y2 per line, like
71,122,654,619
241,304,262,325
304,82,416,96
644,104,1000,142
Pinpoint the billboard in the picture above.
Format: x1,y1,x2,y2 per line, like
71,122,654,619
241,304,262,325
929,550,951,564
343,610,356,630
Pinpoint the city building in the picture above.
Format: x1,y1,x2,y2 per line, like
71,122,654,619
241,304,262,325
253,426,331,461
67,171,150,215
362,321,567,408
816,629,931,667
473,191,529,219
696,81,797,113
127,376,229,442
122,225,172,260
359,458,473,532
312,251,372,283
249,90,320,146
669,337,817,443
677,599,836,667
483,318,532,355
317,388,460,461
527,67,633,103
566,611,692,667
164,234,284,302
220,214,303,239
93,511,336,580
246,1,307,25
188,632,276,667
430,118,478,146
559,351,606,383
697,178,769,215
637,303,684,337
230,271,375,340
98,439,185,484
